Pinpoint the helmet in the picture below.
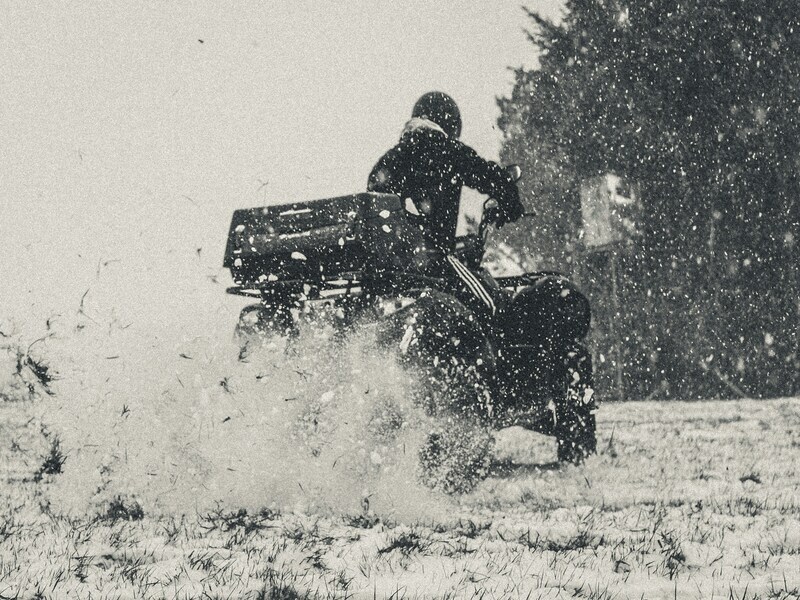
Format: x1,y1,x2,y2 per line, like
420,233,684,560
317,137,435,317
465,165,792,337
412,91,462,138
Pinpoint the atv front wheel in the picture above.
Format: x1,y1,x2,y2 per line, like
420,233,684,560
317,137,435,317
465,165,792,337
554,346,597,464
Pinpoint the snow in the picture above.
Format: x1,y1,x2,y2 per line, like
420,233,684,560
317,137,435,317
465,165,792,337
3,0,796,595
2,320,799,598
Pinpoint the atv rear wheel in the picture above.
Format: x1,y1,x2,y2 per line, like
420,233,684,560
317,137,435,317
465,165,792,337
418,419,494,494
235,304,295,339
414,361,495,493
554,345,597,464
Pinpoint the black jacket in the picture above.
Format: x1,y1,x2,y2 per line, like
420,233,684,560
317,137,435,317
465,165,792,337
368,119,522,251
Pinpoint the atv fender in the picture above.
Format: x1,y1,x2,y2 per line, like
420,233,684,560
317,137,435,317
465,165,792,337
379,290,495,371
501,275,591,347
376,289,496,419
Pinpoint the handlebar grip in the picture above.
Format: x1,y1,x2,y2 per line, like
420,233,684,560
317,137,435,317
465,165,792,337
484,206,502,225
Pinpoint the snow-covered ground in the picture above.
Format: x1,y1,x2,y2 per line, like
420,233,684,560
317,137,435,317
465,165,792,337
1,323,799,599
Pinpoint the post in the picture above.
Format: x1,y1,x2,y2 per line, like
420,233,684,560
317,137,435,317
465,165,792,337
609,248,625,400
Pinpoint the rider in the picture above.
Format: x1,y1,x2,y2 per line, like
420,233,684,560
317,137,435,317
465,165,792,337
368,91,524,321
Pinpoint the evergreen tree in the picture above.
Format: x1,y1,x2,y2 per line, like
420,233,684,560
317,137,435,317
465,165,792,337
499,0,800,398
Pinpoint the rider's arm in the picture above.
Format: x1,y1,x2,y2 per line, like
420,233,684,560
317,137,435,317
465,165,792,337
455,142,524,223
367,147,404,194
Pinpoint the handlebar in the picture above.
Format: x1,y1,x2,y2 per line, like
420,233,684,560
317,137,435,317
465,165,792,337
475,163,533,239
478,199,535,241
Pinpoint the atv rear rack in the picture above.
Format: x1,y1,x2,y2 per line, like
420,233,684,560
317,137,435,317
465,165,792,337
226,270,474,303
226,271,569,303
226,276,365,300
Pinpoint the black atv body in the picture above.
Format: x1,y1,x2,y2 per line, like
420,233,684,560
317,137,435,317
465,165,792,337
224,190,597,490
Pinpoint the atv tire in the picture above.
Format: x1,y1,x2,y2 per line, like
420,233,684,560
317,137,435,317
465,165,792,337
554,345,597,464
555,406,596,464
235,304,295,339
418,419,494,494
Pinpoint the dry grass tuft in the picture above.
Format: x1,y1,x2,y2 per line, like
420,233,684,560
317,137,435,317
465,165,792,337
103,496,145,522
35,431,66,480
200,506,280,534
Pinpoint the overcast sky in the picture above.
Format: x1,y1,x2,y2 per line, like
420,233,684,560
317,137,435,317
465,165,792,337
1,1,563,334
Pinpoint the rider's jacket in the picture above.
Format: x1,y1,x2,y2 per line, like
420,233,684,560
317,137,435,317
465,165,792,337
368,118,522,252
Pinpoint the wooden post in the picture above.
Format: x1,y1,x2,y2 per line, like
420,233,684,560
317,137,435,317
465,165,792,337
609,248,625,400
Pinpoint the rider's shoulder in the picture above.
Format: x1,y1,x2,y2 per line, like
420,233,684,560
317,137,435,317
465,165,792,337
401,117,448,139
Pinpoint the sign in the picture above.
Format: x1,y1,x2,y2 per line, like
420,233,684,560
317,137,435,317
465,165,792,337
579,174,640,248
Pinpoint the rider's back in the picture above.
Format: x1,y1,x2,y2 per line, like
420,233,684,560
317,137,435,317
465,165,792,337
368,117,519,252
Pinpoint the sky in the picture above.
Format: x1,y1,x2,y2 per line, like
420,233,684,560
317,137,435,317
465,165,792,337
1,0,564,337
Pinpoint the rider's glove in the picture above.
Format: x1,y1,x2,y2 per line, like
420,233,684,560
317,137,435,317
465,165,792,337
495,199,525,227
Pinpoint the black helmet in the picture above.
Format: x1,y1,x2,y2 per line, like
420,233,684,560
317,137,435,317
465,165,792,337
412,91,462,138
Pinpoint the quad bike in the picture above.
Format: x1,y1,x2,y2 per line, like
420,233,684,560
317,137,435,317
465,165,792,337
223,167,597,492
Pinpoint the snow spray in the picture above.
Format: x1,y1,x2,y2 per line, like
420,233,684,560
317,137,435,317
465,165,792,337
35,313,447,522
